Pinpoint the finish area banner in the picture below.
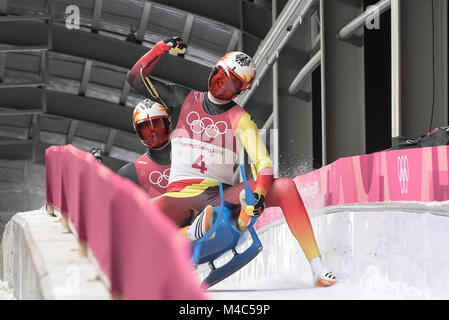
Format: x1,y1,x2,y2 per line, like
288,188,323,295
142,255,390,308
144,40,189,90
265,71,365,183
297,146,449,213
256,146,449,230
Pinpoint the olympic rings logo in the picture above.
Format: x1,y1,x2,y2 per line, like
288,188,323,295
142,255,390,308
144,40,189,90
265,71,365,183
186,111,228,138
149,168,170,189
397,156,409,195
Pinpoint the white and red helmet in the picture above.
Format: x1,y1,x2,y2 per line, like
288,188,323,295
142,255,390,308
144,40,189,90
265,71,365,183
208,52,256,101
132,99,172,149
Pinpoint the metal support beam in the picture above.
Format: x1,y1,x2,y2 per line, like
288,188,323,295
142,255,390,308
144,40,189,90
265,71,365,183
0,20,210,91
0,107,42,116
28,114,41,141
66,120,79,144
40,51,49,84
0,53,5,83
226,28,241,53
79,60,93,96
119,81,131,106
136,1,152,41
0,83,46,88
235,0,316,107
0,15,51,22
30,113,41,162
47,0,54,51
91,0,103,32
237,0,244,51
391,0,401,137
182,14,195,43
337,0,391,41
0,0,52,98
150,0,261,42
0,45,48,53
271,0,279,178
233,0,315,179
42,0,54,114
104,129,117,155
288,50,321,95
40,50,49,113
262,112,274,130
320,0,327,165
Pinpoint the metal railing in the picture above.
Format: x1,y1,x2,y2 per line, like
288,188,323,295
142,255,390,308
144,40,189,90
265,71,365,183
337,0,391,41
288,49,321,95
236,0,318,108
233,0,317,181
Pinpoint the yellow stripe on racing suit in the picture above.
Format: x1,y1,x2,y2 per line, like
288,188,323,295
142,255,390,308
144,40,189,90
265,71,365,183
235,112,274,197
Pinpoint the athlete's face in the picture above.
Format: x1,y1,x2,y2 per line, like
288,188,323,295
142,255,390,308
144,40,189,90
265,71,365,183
137,118,171,149
208,66,245,101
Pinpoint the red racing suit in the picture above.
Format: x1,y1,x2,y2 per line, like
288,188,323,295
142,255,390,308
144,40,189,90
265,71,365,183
126,41,321,262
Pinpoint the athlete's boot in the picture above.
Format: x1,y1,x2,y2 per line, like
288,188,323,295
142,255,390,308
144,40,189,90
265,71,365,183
187,205,215,241
310,257,337,287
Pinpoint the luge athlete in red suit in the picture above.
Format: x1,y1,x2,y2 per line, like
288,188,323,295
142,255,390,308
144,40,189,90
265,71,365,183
123,37,336,287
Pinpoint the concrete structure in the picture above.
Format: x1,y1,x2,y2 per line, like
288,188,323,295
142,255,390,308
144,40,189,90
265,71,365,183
0,159,45,242
1,207,109,300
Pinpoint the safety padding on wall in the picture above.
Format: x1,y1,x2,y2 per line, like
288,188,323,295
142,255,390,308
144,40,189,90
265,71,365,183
296,145,449,213
254,145,449,230
45,145,206,300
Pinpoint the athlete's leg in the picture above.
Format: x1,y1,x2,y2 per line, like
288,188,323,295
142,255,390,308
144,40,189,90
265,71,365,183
152,193,209,227
222,178,321,262
223,178,336,286
265,178,321,262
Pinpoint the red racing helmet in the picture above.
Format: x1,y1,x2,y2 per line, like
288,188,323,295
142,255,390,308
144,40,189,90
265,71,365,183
132,100,172,149
208,52,256,101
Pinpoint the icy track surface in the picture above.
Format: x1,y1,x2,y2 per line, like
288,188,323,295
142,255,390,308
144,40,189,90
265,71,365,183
200,203,449,300
209,276,425,300
0,281,14,300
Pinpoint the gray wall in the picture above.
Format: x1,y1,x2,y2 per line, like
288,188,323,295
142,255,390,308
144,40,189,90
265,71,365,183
0,158,45,240
318,0,448,163
401,0,448,137
321,0,366,164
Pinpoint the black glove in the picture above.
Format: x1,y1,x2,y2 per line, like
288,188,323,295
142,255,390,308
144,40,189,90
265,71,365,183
163,36,187,56
90,148,102,162
252,193,265,217
244,192,265,218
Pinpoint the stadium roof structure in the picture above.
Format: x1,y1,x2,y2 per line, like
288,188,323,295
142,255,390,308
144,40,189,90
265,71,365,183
0,0,277,166
0,0,321,175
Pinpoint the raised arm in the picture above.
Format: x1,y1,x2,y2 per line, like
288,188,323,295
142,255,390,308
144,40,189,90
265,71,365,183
127,37,190,110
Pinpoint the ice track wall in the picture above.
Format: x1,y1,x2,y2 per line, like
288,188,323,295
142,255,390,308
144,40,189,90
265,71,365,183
214,202,449,299
217,146,449,298
1,208,111,300
311,203,449,299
